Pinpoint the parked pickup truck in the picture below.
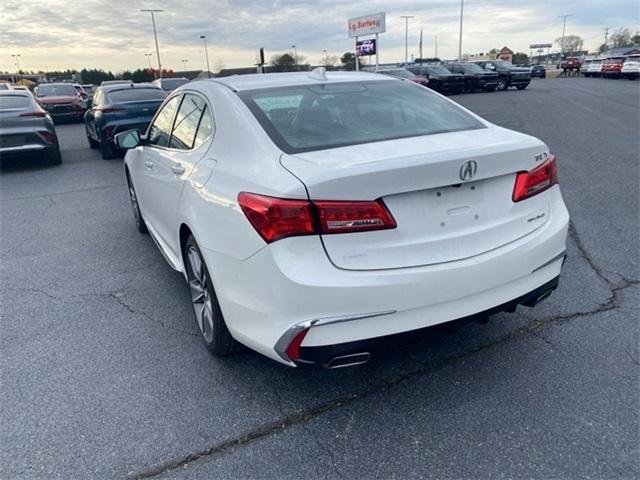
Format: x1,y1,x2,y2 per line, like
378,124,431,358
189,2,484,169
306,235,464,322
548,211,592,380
560,57,582,72
471,60,531,91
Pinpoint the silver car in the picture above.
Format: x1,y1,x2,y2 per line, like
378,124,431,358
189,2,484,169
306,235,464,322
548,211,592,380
0,90,61,165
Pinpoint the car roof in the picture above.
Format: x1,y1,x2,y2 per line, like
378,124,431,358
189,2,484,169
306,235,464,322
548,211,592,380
0,90,30,97
101,83,162,93
208,71,389,92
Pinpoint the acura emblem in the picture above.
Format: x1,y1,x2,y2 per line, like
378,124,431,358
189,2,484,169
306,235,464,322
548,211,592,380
459,160,478,181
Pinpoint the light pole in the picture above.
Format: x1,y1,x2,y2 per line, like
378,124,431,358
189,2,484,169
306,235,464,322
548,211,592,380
140,9,164,78
400,16,414,63
181,59,188,74
458,0,464,60
11,54,21,80
200,35,211,78
144,53,153,69
558,14,573,58
291,45,297,58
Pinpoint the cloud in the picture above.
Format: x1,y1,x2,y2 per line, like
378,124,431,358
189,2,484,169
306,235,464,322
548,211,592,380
1,0,638,72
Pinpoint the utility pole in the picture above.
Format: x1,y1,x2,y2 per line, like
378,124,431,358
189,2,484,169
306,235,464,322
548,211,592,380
140,9,164,78
435,35,438,58
181,59,188,74
400,16,414,63
200,35,211,78
558,14,573,58
144,53,153,69
11,54,21,81
604,27,609,49
291,45,297,58
458,0,464,60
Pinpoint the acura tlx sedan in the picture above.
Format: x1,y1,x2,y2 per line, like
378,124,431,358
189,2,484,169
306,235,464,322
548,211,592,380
115,69,569,368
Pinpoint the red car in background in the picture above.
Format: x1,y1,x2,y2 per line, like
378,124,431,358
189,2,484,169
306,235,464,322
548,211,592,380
34,83,87,122
601,57,625,78
560,57,583,72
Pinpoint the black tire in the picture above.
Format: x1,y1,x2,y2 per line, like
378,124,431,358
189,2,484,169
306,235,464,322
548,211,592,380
88,135,99,149
541,73,546,79
464,80,474,93
45,146,62,165
497,78,508,91
516,84,528,90
185,235,238,356
126,172,148,234
99,140,117,160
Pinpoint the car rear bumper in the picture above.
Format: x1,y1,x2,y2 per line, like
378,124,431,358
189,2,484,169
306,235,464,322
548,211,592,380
296,275,561,367
203,186,570,366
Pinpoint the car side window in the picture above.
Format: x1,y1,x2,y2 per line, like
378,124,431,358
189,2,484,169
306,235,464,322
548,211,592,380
193,105,214,149
170,94,207,150
148,95,181,147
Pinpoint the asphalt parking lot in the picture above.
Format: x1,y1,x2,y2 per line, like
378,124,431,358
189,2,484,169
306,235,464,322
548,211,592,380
1,76,638,479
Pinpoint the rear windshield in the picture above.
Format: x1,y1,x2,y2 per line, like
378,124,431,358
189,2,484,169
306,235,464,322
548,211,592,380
108,88,166,102
37,84,77,97
240,80,484,154
0,94,31,110
161,78,189,90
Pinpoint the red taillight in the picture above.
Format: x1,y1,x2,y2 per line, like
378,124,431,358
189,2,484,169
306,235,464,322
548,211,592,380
20,110,47,117
285,328,309,362
238,192,316,243
512,155,558,202
314,200,396,234
238,193,397,243
36,130,56,144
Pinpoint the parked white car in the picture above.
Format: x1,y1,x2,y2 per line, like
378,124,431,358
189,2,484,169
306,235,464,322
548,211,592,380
621,54,640,80
583,59,604,77
116,69,569,368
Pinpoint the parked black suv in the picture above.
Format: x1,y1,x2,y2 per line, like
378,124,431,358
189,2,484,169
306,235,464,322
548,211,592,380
472,60,531,90
444,62,499,92
406,64,464,95
516,64,546,78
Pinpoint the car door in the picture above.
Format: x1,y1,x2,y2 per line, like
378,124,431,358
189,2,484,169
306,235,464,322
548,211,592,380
138,93,211,258
134,94,182,250
84,89,102,140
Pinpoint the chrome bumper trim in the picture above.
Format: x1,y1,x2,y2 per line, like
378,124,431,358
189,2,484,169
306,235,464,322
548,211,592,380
531,250,566,273
274,310,396,364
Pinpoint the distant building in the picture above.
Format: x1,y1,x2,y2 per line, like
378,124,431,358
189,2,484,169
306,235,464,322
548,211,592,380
601,46,640,57
498,46,514,62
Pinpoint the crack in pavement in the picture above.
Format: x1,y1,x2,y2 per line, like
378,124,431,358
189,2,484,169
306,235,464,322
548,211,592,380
127,219,638,479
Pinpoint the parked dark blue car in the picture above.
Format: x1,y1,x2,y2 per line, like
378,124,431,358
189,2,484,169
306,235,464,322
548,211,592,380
84,83,166,159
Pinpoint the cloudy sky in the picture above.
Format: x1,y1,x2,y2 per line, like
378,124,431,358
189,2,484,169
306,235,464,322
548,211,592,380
1,0,638,73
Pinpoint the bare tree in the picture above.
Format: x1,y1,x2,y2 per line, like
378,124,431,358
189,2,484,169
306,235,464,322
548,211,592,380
213,58,225,74
554,35,584,54
610,28,633,48
320,53,339,69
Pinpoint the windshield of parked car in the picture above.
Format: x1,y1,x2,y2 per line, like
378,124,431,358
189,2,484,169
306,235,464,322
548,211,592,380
161,78,189,90
36,84,77,97
384,69,414,79
491,60,516,70
0,94,31,110
462,63,487,74
108,88,166,102
240,80,484,154
424,65,452,75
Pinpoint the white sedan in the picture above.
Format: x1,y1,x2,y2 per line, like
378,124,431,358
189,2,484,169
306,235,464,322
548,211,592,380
116,69,569,368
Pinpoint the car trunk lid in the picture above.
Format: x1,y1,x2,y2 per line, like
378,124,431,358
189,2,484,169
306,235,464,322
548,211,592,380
281,126,552,270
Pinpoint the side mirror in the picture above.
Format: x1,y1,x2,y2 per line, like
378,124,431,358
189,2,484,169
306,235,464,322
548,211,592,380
114,129,141,149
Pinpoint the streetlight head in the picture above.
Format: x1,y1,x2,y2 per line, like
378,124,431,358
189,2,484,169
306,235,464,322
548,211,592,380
200,35,206,39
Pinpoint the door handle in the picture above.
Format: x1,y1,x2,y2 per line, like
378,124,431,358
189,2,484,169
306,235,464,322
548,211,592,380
171,163,185,175
144,161,154,170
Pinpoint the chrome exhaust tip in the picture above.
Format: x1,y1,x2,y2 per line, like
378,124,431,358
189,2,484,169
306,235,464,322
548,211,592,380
325,352,371,369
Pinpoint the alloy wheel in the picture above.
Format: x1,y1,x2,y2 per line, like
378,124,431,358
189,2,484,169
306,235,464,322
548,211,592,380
187,246,215,343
